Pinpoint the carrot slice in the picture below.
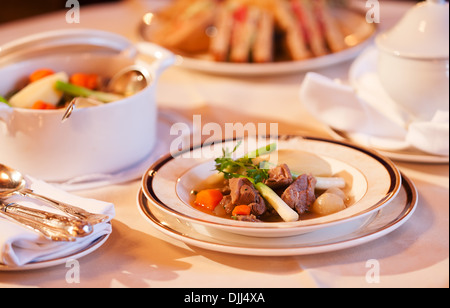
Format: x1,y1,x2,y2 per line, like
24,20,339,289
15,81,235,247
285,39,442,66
194,189,224,211
31,100,56,110
29,69,55,83
232,205,251,216
70,73,99,90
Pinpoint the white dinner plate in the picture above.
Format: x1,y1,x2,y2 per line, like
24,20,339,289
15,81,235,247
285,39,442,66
329,129,450,164
137,174,417,256
138,7,376,76
0,232,110,271
141,135,402,237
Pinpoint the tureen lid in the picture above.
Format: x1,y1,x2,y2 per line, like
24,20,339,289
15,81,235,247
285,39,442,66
376,0,449,59
0,29,137,67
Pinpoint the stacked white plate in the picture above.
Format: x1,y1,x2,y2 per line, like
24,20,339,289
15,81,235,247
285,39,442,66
137,135,418,256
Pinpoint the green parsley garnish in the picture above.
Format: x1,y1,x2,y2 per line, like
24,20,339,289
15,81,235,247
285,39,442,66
0,95,11,106
214,141,276,184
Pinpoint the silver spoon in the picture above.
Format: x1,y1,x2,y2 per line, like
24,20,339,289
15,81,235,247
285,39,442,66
61,97,103,123
0,164,109,225
107,65,150,96
61,65,150,122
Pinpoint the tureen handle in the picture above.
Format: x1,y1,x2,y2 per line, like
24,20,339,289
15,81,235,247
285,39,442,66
135,42,176,80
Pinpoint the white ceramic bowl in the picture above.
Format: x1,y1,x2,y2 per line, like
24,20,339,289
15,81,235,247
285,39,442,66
141,136,402,237
0,29,174,182
375,0,449,121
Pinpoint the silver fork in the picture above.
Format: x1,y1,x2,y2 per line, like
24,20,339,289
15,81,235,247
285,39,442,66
0,201,94,241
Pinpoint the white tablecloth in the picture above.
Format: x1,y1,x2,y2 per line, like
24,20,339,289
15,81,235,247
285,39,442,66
0,0,448,288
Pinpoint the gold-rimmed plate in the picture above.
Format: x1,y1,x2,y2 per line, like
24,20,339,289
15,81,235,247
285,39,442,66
141,136,402,237
138,174,417,256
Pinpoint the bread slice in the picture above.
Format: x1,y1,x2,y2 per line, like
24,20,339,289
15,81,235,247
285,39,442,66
210,2,235,61
153,0,217,53
252,8,275,63
273,0,312,61
229,5,261,62
314,0,347,53
291,0,328,57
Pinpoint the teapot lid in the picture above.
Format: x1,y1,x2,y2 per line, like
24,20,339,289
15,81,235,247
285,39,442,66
376,0,449,59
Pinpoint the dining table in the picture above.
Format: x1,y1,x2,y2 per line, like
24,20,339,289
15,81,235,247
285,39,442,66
0,0,448,289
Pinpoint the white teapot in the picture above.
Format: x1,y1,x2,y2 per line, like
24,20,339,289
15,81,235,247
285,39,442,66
376,0,449,121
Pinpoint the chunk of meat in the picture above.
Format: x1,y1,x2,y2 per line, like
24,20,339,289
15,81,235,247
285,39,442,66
235,215,262,222
281,174,317,214
249,202,266,217
228,177,267,216
219,195,234,214
264,164,293,189
229,177,257,204
220,180,231,195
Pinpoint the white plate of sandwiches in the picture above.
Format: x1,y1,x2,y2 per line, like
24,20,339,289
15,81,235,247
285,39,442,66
138,0,376,76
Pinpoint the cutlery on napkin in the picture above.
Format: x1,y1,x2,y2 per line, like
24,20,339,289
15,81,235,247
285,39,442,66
299,49,449,156
0,176,115,267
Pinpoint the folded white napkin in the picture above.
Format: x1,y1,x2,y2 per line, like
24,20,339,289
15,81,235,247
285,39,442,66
0,177,115,268
299,49,449,156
